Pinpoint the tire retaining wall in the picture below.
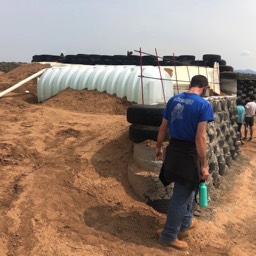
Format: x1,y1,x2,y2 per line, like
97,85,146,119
237,79,256,104
127,96,239,212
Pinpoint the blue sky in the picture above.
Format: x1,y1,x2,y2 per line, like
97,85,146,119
1,0,256,70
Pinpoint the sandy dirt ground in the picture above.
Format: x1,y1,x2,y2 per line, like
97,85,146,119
0,63,255,256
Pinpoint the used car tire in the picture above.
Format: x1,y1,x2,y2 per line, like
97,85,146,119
127,104,165,126
219,65,234,72
129,124,160,143
202,54,221,62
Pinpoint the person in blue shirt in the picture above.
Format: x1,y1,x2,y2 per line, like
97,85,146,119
155,75,214,251
236,98,245,144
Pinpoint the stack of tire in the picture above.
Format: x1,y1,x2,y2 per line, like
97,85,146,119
219,64,237,80
32,53,238,82
207,54,237,79
161,55,195,66
202,54,223,67
237,80,256,104
127,104,167,143
161,54,228,69
207,97,239,179
32,53,159,66
161,55,178,66
190,54,223,68
127,104,173,213
75,54,156,66
190,54,237,80
177,55,196,65
32,54,64,62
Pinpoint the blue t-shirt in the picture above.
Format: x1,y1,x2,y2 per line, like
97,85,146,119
236,105,245,123
163,92,214,142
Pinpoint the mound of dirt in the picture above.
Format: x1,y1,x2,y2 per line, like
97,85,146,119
0,63,255,256
0,62,26,73
0,63,51,93
0,63,133,115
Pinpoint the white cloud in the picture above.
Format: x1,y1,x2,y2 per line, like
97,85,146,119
240,50,251,56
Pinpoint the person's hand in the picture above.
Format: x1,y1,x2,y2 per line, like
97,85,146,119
200,166,209,181
155,147,163,160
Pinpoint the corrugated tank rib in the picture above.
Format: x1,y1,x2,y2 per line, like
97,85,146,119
37,65,173,104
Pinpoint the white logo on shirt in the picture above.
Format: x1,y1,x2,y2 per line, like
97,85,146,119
171,103,184,122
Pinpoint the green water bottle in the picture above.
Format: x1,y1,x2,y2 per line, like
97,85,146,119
199,181,208,208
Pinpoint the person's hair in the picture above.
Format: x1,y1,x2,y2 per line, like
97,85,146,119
236,98,243,105
190,75,209,88
249,95,255,101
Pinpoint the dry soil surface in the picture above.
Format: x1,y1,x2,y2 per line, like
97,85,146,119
0,63,255,256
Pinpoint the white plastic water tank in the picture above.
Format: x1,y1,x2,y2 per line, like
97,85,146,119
37,65,173,104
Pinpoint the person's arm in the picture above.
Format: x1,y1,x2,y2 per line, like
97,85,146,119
195,121,209,180
156,118,168,160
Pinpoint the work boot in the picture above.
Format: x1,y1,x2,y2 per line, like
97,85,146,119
156,218,197,238
159,238,188,251
178,218,198,239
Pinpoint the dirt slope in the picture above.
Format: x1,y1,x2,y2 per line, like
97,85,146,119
0,63,255,256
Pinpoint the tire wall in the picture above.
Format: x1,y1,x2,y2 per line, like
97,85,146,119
220,79,237,95
207,96,238,187
127,96,239,204
237,79,256,104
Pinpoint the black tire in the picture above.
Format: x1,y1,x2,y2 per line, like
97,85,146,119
32,55,42,62
163,59,181,66
127,55,140,65
127,104,165,126
191,60,208,67
49,55,63,62
163,55,178,61
113,55,128,60
64,54,77,60
141,55,158,66
176,55,195,65
89,55,101,62
36,54,57,62
142,55,158,61
218,59,226,65
63,55,78,63
77,54,89,59
219,65,234,72
129,124,160,143
202,54,221,62
220,72,238,80
100,55,114,60
177,55,195,61
78,59,93,65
